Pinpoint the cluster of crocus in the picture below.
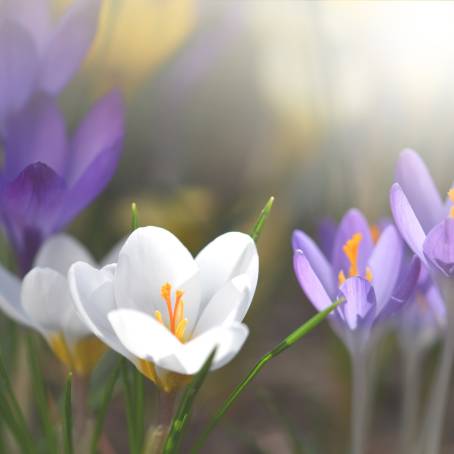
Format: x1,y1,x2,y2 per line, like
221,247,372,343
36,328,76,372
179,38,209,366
0,226,259,391
0,0,125,274
291,149,454,454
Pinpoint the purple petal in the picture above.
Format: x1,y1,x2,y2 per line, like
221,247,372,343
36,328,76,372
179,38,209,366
367,225,403,311
65,91,124,185
0,163,67,273
292,230,336,297
2,0,51,53
317,217,337,258
3,94,68,180
39,0,101,94
390,183,427,264
337,277,376,331
395,149,444,231
331,208,374,276
57,141,123,229
425,281,446,327
423,219,454,277
0,20,39,123
293,249,333,312
378,256,421,324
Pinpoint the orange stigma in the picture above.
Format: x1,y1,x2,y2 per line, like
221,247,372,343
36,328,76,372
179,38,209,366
449,188,454,218
343,233,362,277
155,283,188,342
338,233,373,285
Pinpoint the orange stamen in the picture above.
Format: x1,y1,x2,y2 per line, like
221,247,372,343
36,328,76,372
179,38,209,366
365,266,373,282
342,233,362,277
337,233,374,286
158,283,187,342
370,224,380,244
448,188,454,218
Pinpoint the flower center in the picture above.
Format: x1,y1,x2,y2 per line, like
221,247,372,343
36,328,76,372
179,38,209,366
448,188,454,218
338,232,373,285
49,333,106,376
155,283,188,342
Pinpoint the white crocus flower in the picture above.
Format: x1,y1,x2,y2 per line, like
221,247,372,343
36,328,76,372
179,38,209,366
0,234,119,376
68,226,259,392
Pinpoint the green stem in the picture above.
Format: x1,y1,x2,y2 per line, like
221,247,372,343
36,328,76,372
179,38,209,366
191,300,341,452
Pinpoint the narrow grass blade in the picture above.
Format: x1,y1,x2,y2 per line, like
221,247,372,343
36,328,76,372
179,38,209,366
133,366,145,449
0,387,34,453
121,359,139,454
131,202,139,231
250,196,274,242
192,299,342,452
90,359,122,454
26,334,58,453
0,349,35,453
163,348,217,453
63,372,74,454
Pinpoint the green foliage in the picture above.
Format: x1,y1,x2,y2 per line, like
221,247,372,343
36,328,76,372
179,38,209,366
164,349,217,453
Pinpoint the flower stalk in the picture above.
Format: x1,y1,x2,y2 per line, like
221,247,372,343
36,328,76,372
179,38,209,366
400,346,423,454
418,278,454,454
351,350,370,454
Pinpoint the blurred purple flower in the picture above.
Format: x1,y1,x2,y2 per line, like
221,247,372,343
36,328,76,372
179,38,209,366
398,265,446,351
0,91,124,274
293,209,420,353
390,149,454,278
0,0,100,127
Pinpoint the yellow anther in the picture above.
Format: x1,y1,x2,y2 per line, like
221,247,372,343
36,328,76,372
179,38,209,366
155,310,163,324
342,233,362,277
365,267,373,282
338,270,346,285
449,188,454,218
175,319,188,342
337,233,373,286
156,283,187,342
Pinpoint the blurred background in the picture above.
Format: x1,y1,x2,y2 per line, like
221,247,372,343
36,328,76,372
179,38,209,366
4,1,454,452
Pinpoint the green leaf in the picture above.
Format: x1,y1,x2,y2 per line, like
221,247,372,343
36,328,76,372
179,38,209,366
133,366,145,449
250,196,274,242
131,202,139,231
63,372,74,454
191,299,342,452
90,359,121,454
121,359,140,454
26,334,58,453
0,386,34,453
0,349,35,453
163,348,217,453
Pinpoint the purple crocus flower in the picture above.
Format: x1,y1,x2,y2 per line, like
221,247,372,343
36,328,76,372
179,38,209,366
0,0,101,128
0,91,124,274
293,209,420,353
390,149,454,278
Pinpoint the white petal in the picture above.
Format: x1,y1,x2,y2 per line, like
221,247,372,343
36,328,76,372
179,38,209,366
108,308,181,362
193,274,251,336
114,227,200,318
195,232,259,311
0,264,32,326
68,262,131,359
34,234,95,273
22,267,88,337
155,324,249,375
